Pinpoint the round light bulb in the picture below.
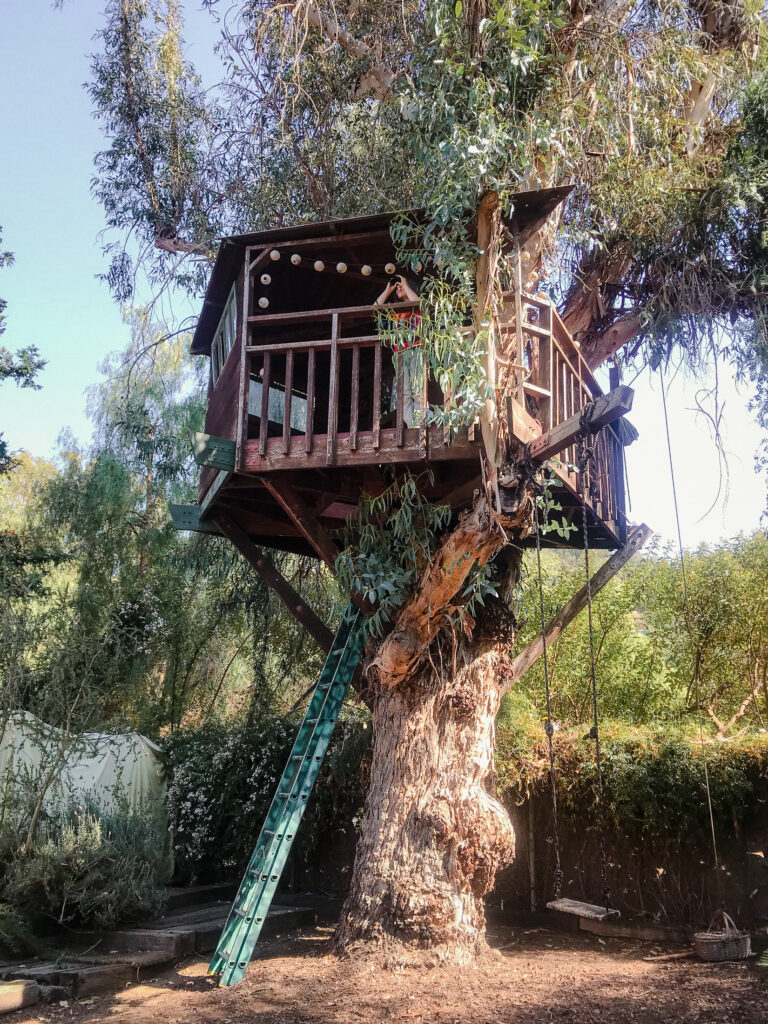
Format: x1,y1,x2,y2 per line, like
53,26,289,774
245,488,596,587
361,265,372,276
385,262,396,276
336,262,347,274
314,260,325,272
260,273,271,285
258,296,269,309
290,253,301,265
270,249,280,261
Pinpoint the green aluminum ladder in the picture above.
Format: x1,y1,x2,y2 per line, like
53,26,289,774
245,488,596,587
208,602,365,987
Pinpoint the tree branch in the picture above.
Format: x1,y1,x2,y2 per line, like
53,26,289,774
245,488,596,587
292,2,394,100
370,494,531,689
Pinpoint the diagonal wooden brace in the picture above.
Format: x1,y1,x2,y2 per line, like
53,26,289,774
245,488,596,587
501,521,652,695
214,512,334,654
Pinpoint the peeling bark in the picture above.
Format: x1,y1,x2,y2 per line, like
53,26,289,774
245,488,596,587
336,638,515,963
369,492,532,690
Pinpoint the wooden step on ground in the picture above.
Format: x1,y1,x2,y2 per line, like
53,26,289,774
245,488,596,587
0,902,315,1004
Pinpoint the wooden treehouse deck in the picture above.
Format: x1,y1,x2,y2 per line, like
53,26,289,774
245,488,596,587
176,202,632,569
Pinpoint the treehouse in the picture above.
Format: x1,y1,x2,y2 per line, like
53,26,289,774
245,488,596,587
174,191,632,581
177,194,641,987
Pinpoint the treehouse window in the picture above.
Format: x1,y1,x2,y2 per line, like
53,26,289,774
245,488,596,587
211,284,238,386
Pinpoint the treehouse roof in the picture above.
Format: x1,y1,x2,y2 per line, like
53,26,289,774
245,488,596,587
191,186,572,356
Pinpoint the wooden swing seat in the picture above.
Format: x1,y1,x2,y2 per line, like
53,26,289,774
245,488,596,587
546,898,621,922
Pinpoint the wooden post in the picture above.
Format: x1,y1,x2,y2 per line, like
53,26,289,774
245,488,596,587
235,252,252,471
283,350,294,456
539,302,552,432
528,794,536,913
305,347,316,455
350,343,360,450
514,229,525,406
327,313,340,465
259,352,271,456
395,351,405,447
372,342,382,450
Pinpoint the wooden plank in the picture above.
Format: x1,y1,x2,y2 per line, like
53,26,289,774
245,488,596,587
547,898,620,922
326,313,340,465
528,385,634,462
214,513,334,654
264,227,391,254
199,468,232,518
305,347,315,454
350,343,360,450
372,342,382,449
192,432,236,472
248,299,418,327
506,394,540,445
245,334,379,355
283,349,294,456
243,427,481,473
501,522,652,694
260,476,339,573
259,351,271,456
170,504,223,535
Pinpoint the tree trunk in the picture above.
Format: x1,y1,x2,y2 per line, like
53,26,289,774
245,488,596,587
335,636,515,963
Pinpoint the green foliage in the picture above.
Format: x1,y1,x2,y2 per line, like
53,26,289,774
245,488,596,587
88,0,217,300
0,904,39,959
164,714,370,885
2,797,168,929
335,472,451,636
0,220,46,473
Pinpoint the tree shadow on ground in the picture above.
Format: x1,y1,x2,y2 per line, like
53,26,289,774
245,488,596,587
17,927,768,1024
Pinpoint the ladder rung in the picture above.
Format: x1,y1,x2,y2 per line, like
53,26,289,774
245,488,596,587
210,602,364,988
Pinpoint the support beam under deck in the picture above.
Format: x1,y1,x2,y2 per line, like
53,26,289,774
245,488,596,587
214,513,334,654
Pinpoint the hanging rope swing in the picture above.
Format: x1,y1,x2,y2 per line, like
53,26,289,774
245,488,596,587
658,367,751,961
535,436,619,923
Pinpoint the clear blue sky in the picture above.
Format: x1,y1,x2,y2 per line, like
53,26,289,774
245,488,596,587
0,2,765,548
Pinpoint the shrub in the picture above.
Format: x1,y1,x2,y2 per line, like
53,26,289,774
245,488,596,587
3,797,168,930
164,714,370,886
0,903,39,958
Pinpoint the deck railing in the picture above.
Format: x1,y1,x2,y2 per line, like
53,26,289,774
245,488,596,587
239,294,625,539
504,292,625,538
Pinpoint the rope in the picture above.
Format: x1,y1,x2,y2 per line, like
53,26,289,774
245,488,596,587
533,497,563,901
577,437,611,910
659,366,722,899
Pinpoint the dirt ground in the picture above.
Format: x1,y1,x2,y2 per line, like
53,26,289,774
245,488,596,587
10,926,768,1024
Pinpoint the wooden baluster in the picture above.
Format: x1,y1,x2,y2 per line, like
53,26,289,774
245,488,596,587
419,362,428,460
282,350,294,455
326,313,340,465
259,351,271,456
443,382,452,447
305,347,315,455
372,341,382,449
539,303,552,432
350,343,360,451
395,348,405,447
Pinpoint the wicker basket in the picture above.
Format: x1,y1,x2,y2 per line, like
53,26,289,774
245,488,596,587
693,910,751,963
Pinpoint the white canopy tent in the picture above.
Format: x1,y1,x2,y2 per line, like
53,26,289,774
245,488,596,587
0,711,168,830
